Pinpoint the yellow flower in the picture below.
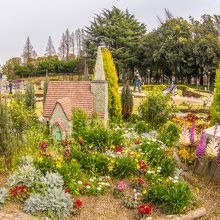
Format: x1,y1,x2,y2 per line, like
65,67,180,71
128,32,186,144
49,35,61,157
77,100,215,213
56,161,62,169
136,164,140,170
38,157,43,162
108,165,114,172
143,189,147,195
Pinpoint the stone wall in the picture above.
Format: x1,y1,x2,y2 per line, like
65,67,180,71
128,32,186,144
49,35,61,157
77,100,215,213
49,103,72,138
91,80,108,124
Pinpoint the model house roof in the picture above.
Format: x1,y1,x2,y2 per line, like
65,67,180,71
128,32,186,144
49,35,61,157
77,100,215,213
43,81,94,120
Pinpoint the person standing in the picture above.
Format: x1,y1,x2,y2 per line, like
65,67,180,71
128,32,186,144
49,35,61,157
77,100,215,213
9,81,13,95
133,70,142,93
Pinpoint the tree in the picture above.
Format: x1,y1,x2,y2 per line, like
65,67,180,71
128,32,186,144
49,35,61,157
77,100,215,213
102,48,122,121
22,36,37,63
2,57,21,80
64,29,71,60
121,81,133,119
84,6,146,76
70,32,75,56
210,66,220,125
58,33,66,60
45,36,56,56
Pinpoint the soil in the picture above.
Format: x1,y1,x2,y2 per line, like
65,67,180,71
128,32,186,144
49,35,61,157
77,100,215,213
0,171,220,220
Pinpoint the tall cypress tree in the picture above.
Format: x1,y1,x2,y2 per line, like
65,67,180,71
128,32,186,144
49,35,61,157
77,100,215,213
210,66,220,125
121,81,133,119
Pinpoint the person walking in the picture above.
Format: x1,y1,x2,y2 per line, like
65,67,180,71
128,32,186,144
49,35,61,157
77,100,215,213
133,70,142,93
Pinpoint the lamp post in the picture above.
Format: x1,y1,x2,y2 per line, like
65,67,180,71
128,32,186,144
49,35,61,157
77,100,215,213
208,71,211,91
147,69,150,85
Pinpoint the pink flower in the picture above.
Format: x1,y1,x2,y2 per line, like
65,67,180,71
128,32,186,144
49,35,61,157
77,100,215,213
116,146,123,153
117,180,126,191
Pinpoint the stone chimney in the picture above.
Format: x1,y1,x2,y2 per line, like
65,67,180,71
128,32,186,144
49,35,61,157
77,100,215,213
91,46,108,124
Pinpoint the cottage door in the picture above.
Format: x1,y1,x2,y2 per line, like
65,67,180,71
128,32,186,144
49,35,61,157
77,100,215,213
55,126,62,141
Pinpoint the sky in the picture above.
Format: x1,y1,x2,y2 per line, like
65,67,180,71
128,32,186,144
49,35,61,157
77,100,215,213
0,0,219,65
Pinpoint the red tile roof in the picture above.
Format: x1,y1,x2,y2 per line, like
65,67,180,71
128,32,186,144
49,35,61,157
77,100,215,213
43,81,94,120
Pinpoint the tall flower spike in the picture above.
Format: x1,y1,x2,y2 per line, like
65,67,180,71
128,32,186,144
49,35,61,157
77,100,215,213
180,122,189,144
189,123,196,146
195,131,206,159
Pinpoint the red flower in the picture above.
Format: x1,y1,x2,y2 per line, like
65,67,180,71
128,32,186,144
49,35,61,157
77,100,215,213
65,188,71,193
116,146,123,153
137,204,152,215
64,148,71,157
39,142,49,150
73,198,82,208
138,161,147,171
137,177,144,185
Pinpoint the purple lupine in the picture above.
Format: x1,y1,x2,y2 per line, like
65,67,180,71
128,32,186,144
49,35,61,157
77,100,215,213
190,123,196,146
195,132,206,159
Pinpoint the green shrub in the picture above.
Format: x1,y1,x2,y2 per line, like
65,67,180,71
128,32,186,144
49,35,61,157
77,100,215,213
85,124,111,152
141,85,167,91
25,83,36,110
135,120,150,134
71,149,109,175
121,81,133,119
141,141,165,166
160,158,176,177
112,157,136,178
158,121,180,147
110,129,124,146
138,92,172,129
210,67,220,125
145,181,193,214
59,160,82,185
34,156,56,175
177,85,188,91
72,108,88,139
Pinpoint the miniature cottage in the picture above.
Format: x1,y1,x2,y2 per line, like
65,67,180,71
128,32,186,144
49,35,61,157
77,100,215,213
43,46,108,140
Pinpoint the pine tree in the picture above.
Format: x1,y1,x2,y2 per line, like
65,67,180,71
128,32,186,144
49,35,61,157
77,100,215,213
121,81,133,119
65,29,71,60
210,66,220,124
22,37,37,63
45,36,56,56
70,32,75,56
58,33,66,60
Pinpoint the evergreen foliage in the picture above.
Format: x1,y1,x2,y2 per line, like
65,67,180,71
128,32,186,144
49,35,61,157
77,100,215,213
25,83,36,110
211,66,220,124
0,98,14,168
102,48,122,121
138,92,172,129
121,81,133,119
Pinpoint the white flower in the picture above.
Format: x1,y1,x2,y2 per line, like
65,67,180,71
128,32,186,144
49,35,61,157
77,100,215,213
86,185,91,189
97,187,102,191
174,176,178,180
77,181,83,185
89,178,94,182
100,182,106,186
105,183,110,187
172,180,178,183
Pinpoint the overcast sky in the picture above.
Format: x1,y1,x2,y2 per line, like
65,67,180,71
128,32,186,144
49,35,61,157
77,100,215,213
0,0,219,65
